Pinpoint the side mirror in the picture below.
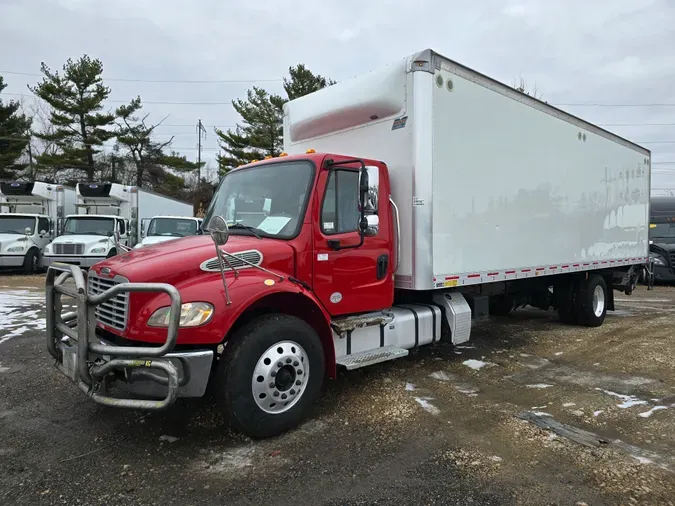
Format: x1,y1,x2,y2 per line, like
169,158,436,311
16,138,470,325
358,168,369,208
39,229,47,236
24,227,31,236
208,215,230,246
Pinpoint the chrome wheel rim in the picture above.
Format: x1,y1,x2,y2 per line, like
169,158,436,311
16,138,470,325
592,285,605,317
252,340,309,414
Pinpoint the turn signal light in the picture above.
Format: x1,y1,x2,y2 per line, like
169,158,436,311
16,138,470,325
279,152,288,157
306,148,316,154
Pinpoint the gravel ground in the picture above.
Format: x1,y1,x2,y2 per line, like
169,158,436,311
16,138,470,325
1,275,675,505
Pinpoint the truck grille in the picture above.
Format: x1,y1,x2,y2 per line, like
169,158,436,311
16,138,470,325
669,252,675,267
87,274,129,331
53,243,84,255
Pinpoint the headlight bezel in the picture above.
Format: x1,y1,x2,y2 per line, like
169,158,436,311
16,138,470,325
90,247,107,254
147,302,215,328
6,245,25,252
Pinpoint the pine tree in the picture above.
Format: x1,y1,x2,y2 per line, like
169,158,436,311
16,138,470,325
116,96,203,189
29,55,116,181
0,76,32,179
215,64,335,175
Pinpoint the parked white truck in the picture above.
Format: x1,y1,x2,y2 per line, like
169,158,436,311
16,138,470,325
42,182,192,267
0,181,75,273
46,49,650,438
134,215,202,249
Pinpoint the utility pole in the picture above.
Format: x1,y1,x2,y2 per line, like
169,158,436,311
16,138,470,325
27,140,34,179
111,153,117,183
196,119,207,182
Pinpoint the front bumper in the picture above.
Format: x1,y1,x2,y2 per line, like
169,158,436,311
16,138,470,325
654,264,675,283
42,255,106,269
0,254,26,267
46,262,214,410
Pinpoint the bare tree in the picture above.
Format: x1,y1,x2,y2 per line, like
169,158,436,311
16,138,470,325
512,75,544,100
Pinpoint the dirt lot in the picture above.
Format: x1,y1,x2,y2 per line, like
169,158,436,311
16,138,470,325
1,274,675,505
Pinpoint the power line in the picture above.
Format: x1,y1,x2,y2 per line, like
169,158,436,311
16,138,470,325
558,103,675,107
0,69,282,84
4,92,234,105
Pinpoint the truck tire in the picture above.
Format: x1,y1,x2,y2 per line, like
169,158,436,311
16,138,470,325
23,248,39,275
574,274,608,327
214,314,325,439
106,249,117,258
556,280,578,324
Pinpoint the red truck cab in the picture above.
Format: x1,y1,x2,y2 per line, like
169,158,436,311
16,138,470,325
47,152,396,438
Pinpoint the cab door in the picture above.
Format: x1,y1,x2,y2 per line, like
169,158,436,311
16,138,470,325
312,162,394,316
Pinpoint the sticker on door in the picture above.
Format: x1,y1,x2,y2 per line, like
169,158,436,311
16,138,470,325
330,292,342,303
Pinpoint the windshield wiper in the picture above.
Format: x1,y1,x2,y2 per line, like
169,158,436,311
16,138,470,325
229,223,263,239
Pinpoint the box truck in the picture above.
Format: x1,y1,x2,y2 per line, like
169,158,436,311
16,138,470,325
0,181,75,273
42,182,193,268
46,49,650,438
134,216,203,249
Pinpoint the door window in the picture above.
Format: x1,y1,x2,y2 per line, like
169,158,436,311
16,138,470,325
321,170,360,235
38,217,50,235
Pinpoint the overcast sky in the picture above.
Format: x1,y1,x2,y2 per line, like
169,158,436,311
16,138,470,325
1,0,675,190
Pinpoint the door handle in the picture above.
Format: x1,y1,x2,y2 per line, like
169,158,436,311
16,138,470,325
376,254,389,280
327,239,341,251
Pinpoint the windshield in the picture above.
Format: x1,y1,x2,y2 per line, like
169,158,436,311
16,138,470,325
148,218,197,237
203,161,314,239
0,216,36,235
650,222,675,241
63,217,115,236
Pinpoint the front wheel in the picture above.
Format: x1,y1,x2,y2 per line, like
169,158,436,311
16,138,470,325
23,249,39,275
214,314,325,439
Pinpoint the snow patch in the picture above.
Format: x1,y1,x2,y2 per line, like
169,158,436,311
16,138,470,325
526,383,554,389
638,406,668,418
596,388,647,409
414,397,440,415
463,359,490,371
562,402,576,407
0,289,47,345
405,382,417,391
429,371,452,382
593,410,604,417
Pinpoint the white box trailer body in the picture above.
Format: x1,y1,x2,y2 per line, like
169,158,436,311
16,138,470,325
42,183,193,267
283,48,651,291
0,181,76,272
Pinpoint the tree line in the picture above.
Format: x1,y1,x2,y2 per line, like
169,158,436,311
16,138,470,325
0,55,333,212
1,55,540,211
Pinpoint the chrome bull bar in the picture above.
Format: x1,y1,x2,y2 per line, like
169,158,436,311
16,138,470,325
46,262,183,410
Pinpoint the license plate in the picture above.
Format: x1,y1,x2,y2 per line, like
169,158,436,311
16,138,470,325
60,344,79,381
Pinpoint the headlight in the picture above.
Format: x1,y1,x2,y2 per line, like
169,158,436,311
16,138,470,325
653,256,666,266
44,245,51,253
90,247,107,254
7,246,25,252
147,302,214,328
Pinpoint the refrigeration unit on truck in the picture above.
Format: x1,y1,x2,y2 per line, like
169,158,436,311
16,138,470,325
134,216,203,249
42,182,193,267
46,48,650,439
0,181,75,273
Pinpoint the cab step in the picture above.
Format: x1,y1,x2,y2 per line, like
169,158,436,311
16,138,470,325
335,345,409,370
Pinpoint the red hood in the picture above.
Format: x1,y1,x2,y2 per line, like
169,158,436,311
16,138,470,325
90,235,296,285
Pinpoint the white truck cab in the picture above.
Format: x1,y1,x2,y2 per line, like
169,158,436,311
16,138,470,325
134,215,202,249
42,182,193,268
0,182,76,273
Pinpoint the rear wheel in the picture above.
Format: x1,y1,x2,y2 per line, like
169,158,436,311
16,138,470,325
575,274,608,327
556,280,579,324
214,314,325,439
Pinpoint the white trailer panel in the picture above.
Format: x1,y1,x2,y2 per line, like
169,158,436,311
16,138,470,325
283,49,650,291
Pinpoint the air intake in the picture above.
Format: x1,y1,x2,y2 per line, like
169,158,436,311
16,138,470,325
200,250,263,272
